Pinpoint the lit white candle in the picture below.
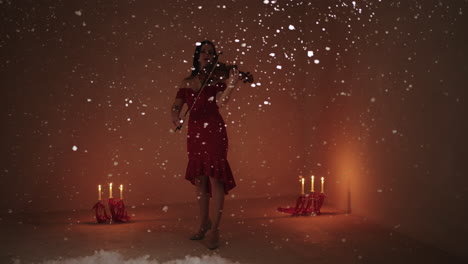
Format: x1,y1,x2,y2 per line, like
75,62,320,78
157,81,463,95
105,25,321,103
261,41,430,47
301,178,305,195
311,175,315,192
119,184,123,200
321,177,324,193
98,185,102,201
109,183,113,198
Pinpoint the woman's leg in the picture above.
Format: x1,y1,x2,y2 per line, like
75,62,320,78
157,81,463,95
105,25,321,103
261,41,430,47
209,177,225,231
205,177,224,249
193,175,210,236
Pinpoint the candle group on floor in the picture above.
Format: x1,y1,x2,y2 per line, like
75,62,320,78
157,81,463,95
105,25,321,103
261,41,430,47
300,175,324,194
97,183,124,200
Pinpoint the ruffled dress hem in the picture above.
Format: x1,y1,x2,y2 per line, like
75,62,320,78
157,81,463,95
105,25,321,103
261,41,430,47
185,158,236,196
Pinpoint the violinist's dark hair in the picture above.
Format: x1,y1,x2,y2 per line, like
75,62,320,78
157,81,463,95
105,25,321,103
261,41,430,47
186,40,218,80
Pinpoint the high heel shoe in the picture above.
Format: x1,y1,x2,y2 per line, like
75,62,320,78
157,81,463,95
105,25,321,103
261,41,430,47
189,220,212,240
205,229,220,250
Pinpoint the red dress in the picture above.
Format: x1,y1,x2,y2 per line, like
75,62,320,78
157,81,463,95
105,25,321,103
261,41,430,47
176,81,236,195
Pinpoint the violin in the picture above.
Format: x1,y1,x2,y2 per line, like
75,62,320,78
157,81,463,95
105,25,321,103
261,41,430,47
202,62,254,84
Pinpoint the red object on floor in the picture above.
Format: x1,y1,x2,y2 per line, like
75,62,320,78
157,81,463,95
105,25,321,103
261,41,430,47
108,198,130,222
92,201,110,223
277,193,326,216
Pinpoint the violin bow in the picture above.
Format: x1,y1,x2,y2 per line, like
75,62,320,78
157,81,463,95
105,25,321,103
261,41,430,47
175,52,224,132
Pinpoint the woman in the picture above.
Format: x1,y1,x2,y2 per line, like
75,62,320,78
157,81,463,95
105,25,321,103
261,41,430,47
171,40,239,250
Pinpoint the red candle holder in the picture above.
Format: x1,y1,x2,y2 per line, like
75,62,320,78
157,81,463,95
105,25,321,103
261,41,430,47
92,198,130,223
92,200,110,223
277,192,326,216
108,198,130,223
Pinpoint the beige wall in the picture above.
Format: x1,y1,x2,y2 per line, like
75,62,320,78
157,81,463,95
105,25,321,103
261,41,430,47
302,0,468,258
0,0,304,212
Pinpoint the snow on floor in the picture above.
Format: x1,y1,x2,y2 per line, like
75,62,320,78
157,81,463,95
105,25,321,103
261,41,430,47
13,250,239,264
1,196,466,264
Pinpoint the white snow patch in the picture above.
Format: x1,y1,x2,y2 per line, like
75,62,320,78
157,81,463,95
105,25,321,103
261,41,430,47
35,250,240,264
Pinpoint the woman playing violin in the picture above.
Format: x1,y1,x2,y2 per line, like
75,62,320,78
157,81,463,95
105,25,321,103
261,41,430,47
171,40,240,250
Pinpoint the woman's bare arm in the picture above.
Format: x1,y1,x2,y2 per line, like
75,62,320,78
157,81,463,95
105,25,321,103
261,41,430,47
171,79,191,126
216,68,240,108
171,99,184,127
